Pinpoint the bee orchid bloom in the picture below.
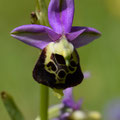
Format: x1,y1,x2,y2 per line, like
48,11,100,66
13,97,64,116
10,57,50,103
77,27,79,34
11,0,101,90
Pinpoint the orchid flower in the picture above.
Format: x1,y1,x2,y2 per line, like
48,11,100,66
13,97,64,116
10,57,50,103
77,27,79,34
11,0,101,90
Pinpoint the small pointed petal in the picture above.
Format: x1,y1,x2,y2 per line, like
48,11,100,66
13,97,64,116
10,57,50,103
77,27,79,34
69,27,101,48
63,88,73,99
63,88,75,108
63,88,82,110
11,25,61,49
73,99,83,110
48,0,74,34
66,29,86,41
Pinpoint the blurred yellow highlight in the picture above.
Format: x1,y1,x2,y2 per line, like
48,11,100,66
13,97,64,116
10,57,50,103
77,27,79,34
105,0,120,17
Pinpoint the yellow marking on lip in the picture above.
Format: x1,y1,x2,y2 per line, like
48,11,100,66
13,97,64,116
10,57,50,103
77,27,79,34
45,36,74,66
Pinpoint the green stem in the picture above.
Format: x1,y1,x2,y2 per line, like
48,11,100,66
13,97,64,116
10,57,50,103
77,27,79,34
40,84,49,120
36,0,49,26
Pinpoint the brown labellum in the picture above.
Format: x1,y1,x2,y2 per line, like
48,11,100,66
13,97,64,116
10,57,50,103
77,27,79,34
33,48,84,89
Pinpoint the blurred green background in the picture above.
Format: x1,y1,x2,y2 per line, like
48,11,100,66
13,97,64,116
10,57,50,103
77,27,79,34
0,0,120,119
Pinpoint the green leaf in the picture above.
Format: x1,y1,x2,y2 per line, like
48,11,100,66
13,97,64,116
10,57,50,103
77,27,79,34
1,91,25,120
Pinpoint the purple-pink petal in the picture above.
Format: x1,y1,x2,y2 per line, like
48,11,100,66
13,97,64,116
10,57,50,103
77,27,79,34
73,99,83,110
11,24,61,49
68,27,101,48
65,29,85,41
48,0,74,34
63,88,75,108
63,88,82,110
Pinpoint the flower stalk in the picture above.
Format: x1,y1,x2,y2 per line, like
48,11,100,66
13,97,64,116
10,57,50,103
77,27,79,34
36,0,49,26
36,0,49,119
40,85,49,120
